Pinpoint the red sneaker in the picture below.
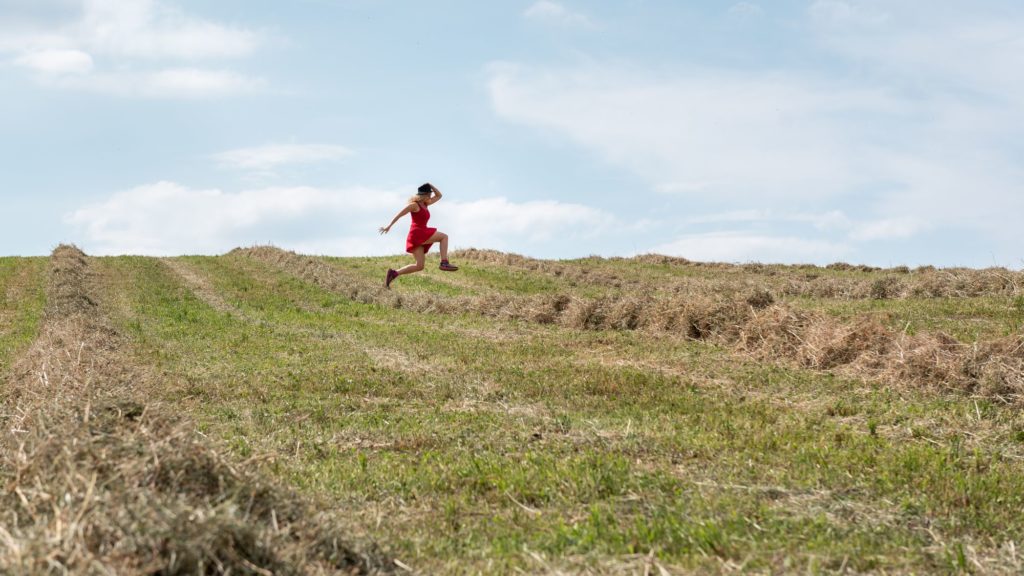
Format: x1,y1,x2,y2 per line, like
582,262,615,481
439,260,459,272
385,268,398,288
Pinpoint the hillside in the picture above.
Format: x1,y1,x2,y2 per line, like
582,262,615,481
2,246,1024,574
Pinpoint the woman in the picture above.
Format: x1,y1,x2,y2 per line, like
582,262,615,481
379,182,459,288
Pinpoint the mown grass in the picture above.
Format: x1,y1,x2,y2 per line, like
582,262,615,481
329,254,599,298
792,295,1024,342
89,253,1024,573
0,257,47,375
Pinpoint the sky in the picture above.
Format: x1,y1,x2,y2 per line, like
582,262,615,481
2,0,1022,267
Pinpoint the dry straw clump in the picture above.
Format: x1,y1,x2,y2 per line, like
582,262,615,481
238,247,1024,402
1,245,391,574
460,248,1024,301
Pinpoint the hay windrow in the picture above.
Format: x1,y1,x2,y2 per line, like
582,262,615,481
0,245,391,574
238,246,1024,402
456,248,1024,300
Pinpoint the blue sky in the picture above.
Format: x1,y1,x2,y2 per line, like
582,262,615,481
2,0,1022,267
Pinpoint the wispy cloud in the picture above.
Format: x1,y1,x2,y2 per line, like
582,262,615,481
15,48,93,75
2,0,264,98
213,144,354,171
523,1,595,28
65,182,616,256
488,62,901,201
729,2,765,18
651,232,850,264
487,46,1024,266
74,0,260,60
35,67,265,99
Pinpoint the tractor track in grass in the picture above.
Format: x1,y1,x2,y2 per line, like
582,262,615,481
0,246,393,574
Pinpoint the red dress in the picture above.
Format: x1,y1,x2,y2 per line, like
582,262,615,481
405,202,438,253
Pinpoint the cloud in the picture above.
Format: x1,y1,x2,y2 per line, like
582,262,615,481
488,62,903,201
2,0,264,98
809,1,1024,101
75,0,260,60
444,197,614,248
487,43,1024,266
65,182,616,256
523,1,595,28
809,1,888,26
213,144,354,171
729,2,764,18
15,48,93,75
650,232,850,264
39,67,265,98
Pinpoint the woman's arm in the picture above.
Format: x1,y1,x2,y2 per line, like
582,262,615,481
424,184,443,205
379,204,415,234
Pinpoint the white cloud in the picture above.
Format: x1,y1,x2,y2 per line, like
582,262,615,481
15,48,93,75
65,182,616,256
809,1,1024,101
487,48,1024,265
445,197,614,248
848,217,922,242
40,67,265,98
809,1,888,26
729,2,764,18
488,62,903,200
75,0,259,60
214,144,354,171
651,232,850,264
523,1,595,28
2,0,263,98
143,68,263,98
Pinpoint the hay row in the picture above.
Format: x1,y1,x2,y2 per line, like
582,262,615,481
454,248,1024,300
0,246,391,574
238,247,1024,402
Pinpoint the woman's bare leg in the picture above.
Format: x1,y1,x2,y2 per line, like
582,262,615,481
395,247,426,276
423,231,450,261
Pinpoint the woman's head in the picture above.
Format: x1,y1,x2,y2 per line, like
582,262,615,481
409,182,432,204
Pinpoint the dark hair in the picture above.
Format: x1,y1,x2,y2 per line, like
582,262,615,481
417,183,432,196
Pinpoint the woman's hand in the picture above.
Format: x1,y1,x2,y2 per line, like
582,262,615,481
378,225,391,235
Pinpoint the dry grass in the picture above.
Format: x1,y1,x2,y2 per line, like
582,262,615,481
456,248,1024,301
0,246,391,574
239,246,1024,403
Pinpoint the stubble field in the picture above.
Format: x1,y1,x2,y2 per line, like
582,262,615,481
2,246,1023,574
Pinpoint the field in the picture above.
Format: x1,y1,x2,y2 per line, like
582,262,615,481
2,246,1024,574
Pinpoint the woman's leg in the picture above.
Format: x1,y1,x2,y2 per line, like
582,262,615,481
423,231,449,261
395,247,426,276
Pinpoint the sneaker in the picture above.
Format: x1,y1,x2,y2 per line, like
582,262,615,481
439,260,459,272
385,268,398,288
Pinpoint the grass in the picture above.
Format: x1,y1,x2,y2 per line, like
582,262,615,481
790,295,1023,342
0,257,47,375
84,252,1024,573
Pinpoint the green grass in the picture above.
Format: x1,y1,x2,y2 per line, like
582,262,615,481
789,295,1023,342
327,254,598,297
0,257,47,375
91,253,1024,573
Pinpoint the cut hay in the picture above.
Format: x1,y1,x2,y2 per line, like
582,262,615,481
460,248,1024,301
0,245,391,574
237,247,1024,403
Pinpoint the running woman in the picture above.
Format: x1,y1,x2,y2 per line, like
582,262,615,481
379,182,459,288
